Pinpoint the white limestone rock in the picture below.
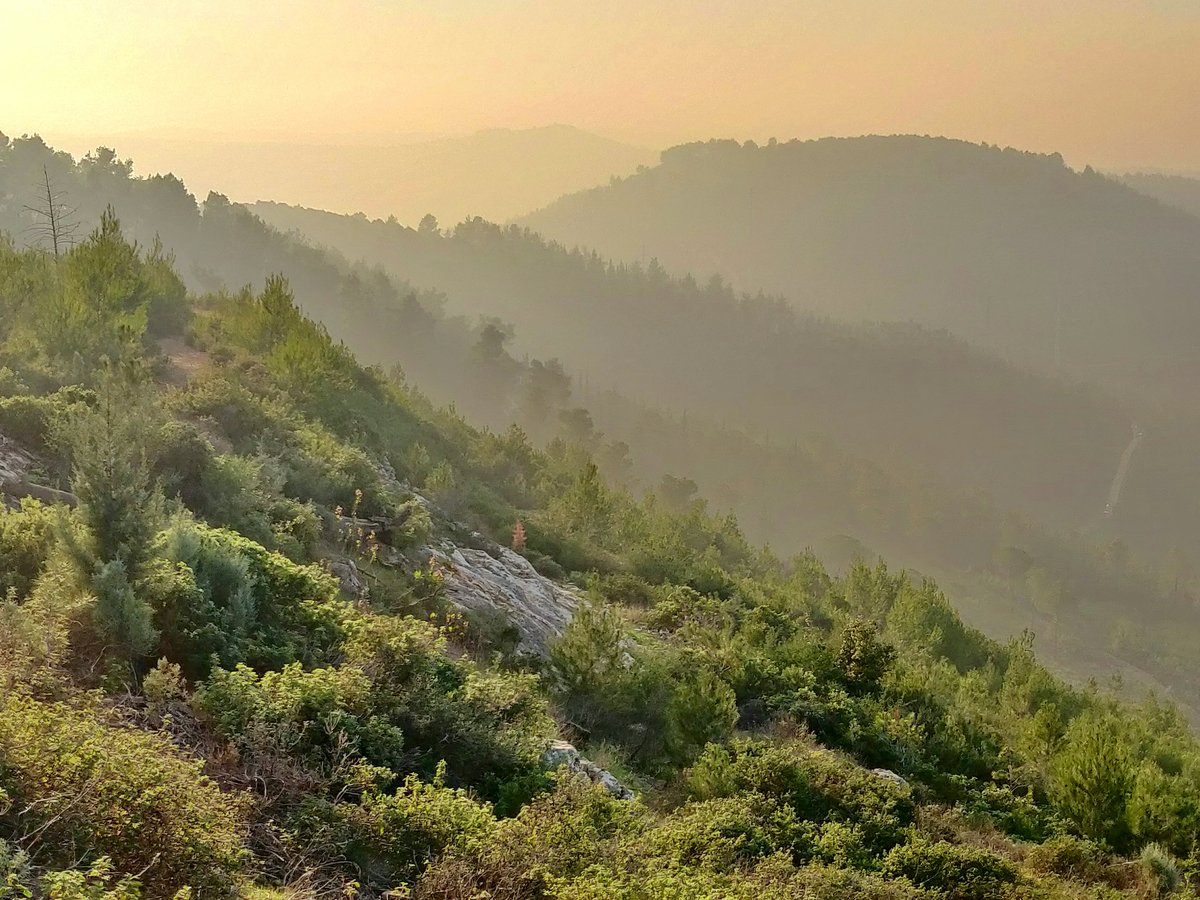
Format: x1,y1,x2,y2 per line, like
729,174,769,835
431,542,580,656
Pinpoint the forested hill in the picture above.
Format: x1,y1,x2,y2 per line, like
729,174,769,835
53,124,656,225
518,135,1200,406
252,201,1133,539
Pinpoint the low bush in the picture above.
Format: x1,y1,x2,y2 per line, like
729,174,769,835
881,838,1017,899
0,694,246,897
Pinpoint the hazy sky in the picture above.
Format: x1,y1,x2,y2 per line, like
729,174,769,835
3,0,1198,171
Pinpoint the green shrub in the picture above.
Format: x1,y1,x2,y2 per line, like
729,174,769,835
302,767,496,888
960,784,1055,842
0,500,56,600
0,694,245,896
493,771,554,818
1127,762,1200,855
153,519,344,674
1051,714,1135,848
0,366,28,397
488,775,646,880
0,557,81,690
646,794,804,870
1140,843,1183,897
196,661,405,786
881,838,1017,899
90,558,158,662
836,617,896,694
686,740,915,854
663,671,738,765
1024,834,1107,883
40,858,144,900
0,394,63,453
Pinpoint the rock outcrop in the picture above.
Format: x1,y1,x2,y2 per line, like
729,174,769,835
871,768,909,788
329,558,368,600
542,740,635,800
0,431,74,509
0,430,33,488
431,542,580,656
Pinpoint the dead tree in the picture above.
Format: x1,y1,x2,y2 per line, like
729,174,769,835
24,165,78,257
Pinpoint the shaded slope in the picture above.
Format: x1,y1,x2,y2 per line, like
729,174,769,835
520,135,1200,405
252,201,1132,536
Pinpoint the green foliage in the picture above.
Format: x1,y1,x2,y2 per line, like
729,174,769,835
90,558,157,662
40,859,145,900
2,165,1200,898
1052,714,1135,848
0,500,56,601
54,371,163,664
836,617,896,694
0,694,244,897
1024,834,1109,883
646,794,804,869
313,766,496,888
881,838,1017,899
0,556,82,690
686,739,915,856
1139,843,1183,897
196,661,404,787
663,671,737,765
0,846,150,900
152,518,344,675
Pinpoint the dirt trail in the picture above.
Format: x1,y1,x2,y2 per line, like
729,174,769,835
1104,424,1144,517
158,337,212,385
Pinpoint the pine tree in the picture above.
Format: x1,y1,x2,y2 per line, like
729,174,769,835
1053,714,1134,847
56,366,162,666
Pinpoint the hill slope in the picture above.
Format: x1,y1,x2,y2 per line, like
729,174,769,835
252,201,1135,540
2,210,1200,897
519,135,1200,405
11,134,1200,723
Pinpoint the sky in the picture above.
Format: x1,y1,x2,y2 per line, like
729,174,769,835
2,0,1198,172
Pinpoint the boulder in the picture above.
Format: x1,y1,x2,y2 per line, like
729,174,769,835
870,768,909,788
0,430,33,488
0,430,76,508
431,542,580,656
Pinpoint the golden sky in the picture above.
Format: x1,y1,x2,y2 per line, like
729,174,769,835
2,0,1198,171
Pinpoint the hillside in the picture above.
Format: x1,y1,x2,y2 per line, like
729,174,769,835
243,200,1200,720
10,135,1200,728
2,206,1200,898
1119,172,1200,220
518,135,1200,406
254,202,1136,531
40,124,656,225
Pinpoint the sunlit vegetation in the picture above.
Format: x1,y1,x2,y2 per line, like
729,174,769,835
1,201,1199,898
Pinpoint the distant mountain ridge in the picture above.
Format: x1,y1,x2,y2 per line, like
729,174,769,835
519,135,1200,408
38,124,656,226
